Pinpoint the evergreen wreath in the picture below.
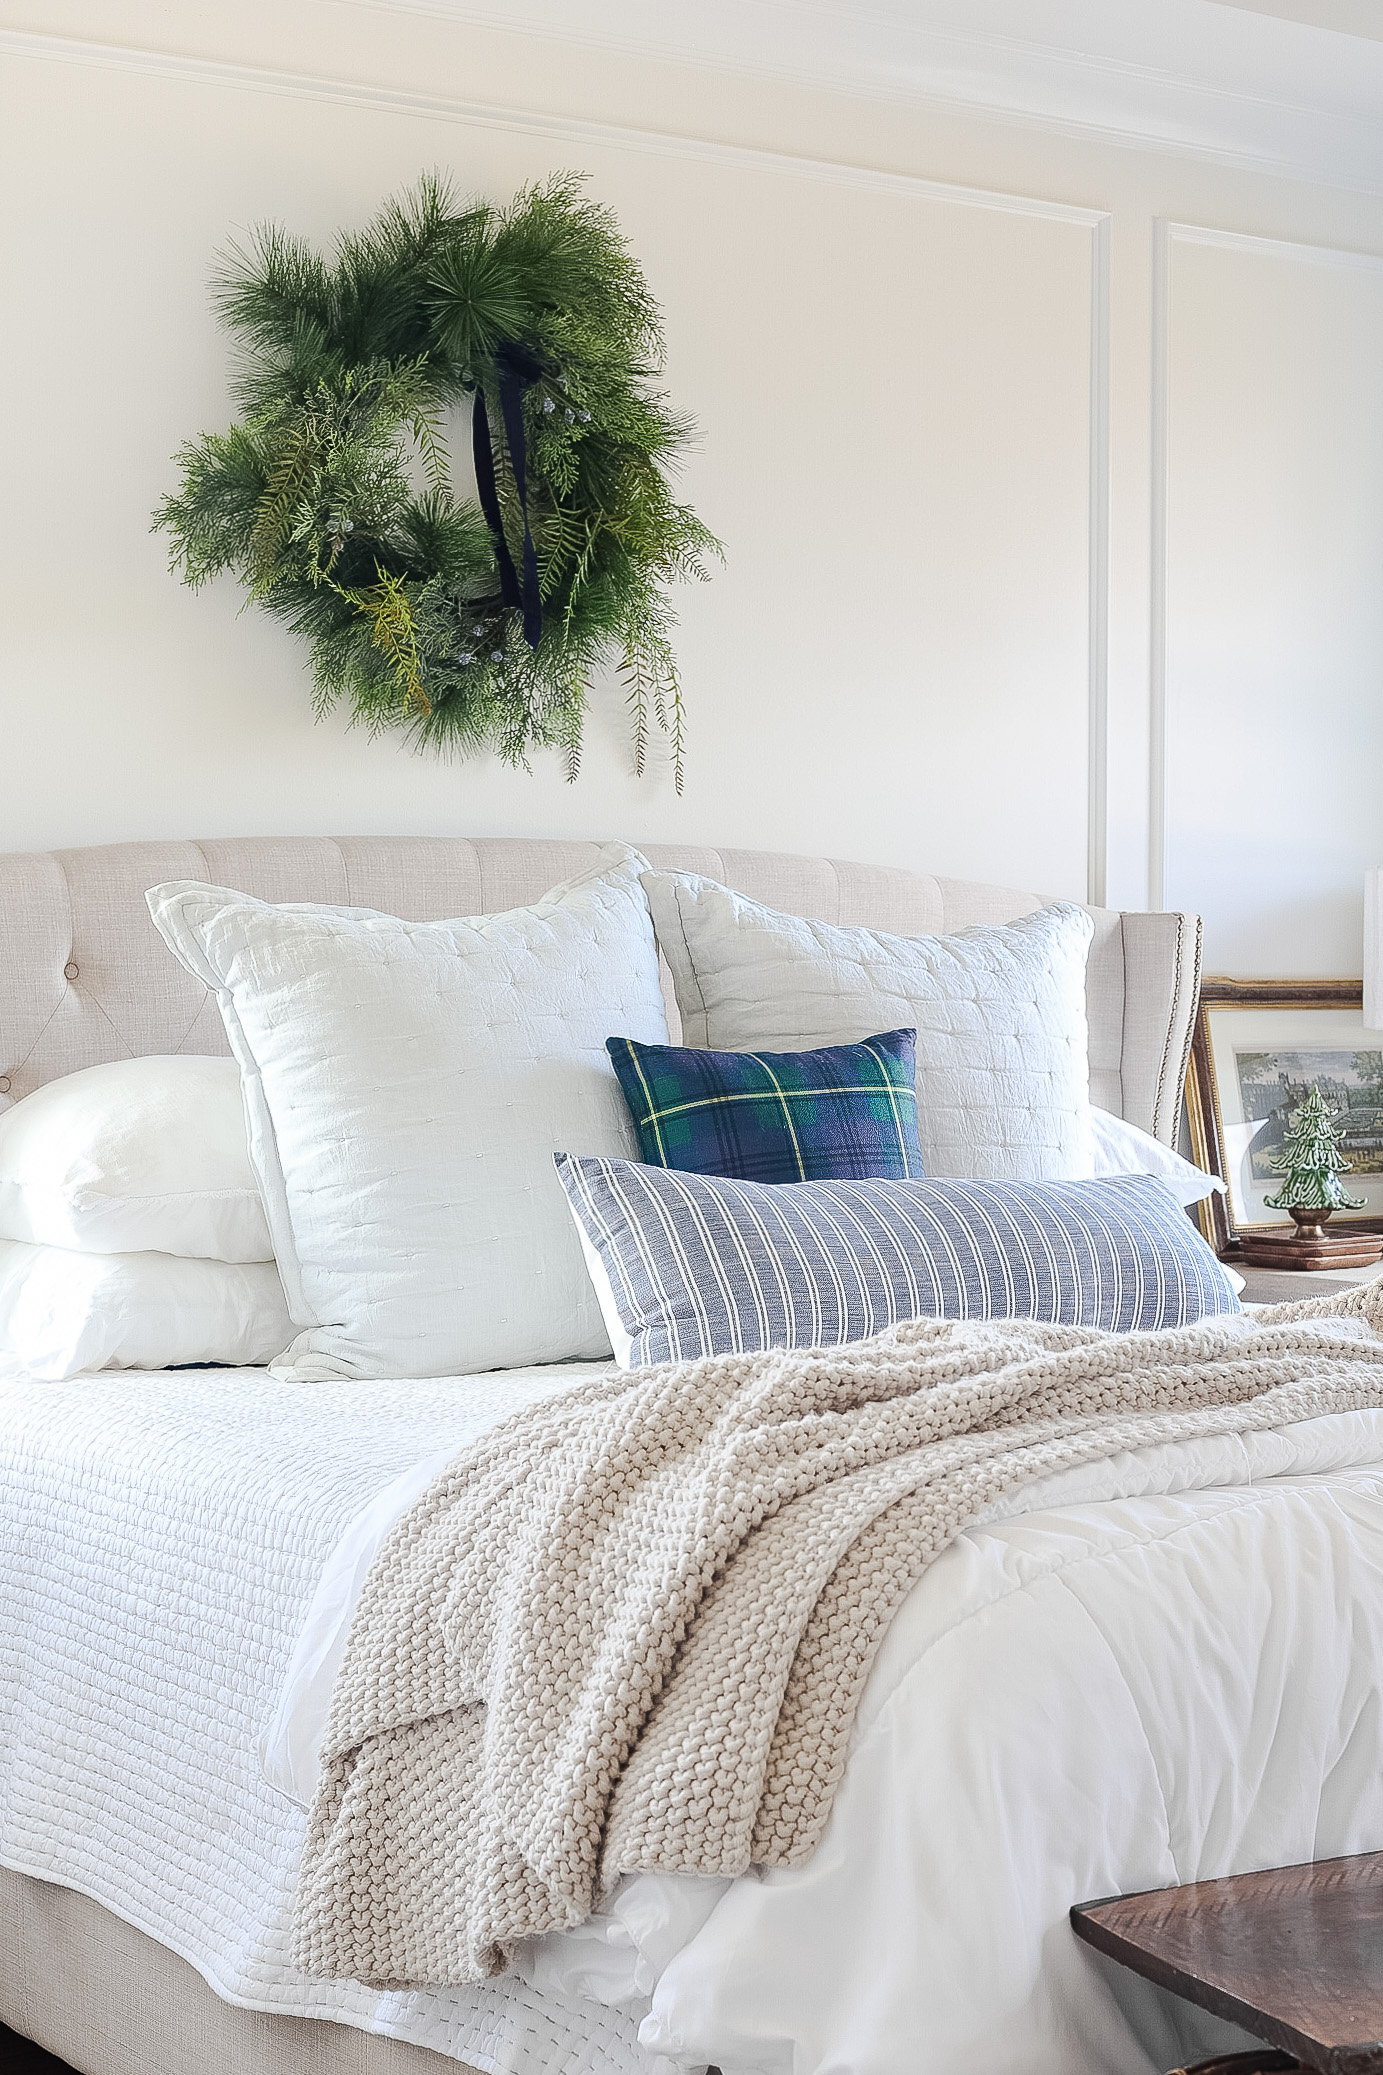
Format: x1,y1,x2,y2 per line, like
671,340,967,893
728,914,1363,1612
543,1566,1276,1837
154,174,721,786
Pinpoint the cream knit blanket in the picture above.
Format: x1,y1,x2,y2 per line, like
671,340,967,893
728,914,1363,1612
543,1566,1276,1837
292,1285,1383,1988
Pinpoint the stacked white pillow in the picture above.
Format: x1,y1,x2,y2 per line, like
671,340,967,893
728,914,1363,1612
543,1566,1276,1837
0,1056,292,1380
1088,1105,1225,1210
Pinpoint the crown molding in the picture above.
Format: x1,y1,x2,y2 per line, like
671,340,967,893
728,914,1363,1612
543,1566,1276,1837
1209,1,1383,39
332,0,1383,197
0,25,1107,228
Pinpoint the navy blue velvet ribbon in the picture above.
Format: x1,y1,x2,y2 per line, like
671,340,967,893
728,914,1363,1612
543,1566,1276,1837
471,343,543,650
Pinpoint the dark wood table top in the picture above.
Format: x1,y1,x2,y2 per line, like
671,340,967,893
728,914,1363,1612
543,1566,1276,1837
1071,1854,1383,2075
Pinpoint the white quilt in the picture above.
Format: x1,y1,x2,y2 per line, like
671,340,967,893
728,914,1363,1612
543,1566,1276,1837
3,1358,1383,2075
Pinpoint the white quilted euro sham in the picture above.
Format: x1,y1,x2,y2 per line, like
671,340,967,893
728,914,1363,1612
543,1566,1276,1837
146,846,670,1380
643,872,1095,1181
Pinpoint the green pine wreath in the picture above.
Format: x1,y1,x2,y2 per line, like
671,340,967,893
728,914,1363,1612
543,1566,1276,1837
154,173,720,786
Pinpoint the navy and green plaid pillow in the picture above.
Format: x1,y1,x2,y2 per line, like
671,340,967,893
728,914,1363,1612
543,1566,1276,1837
605,1028,925,1185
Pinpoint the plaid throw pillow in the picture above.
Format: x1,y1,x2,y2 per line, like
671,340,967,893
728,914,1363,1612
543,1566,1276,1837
605,1028,925,1185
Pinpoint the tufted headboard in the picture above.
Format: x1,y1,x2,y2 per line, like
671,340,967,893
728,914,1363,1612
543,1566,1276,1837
0,835,1201,1144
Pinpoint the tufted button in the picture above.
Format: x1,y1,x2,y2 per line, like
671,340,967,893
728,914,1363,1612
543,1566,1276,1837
0,1076,9,1095
64,961,79,982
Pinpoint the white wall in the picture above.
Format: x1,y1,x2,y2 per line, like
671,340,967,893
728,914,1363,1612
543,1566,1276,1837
1161,228,1383,976
3,4,1383,972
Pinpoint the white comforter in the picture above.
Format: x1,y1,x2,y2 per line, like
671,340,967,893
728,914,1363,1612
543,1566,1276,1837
3,1355,1383,2075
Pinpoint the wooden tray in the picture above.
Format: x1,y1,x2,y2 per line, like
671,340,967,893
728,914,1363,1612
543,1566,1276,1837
1239,1227,1383,1271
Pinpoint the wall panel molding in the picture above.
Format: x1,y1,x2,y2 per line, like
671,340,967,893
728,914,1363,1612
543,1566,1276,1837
1148,217,1173,916
1147,217,1383,913
0,23,1111,897
1087,212,1111,907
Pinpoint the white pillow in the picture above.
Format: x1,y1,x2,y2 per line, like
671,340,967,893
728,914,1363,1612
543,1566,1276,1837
0,1238,293,1381
1089,1107,1226,1209
643,873,1095,1182
0,1057,271,1262
146,846,669,1381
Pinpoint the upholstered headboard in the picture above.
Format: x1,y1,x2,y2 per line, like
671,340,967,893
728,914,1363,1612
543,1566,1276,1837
0,836,1201,1144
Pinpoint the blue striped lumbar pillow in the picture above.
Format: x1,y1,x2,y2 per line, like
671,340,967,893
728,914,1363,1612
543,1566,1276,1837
555,1156,1241,1370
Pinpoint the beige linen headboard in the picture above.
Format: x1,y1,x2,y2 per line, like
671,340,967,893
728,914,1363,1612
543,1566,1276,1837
0,836,1201,1145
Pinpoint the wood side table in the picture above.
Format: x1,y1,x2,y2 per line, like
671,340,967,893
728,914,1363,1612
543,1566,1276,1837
1071,1853,1383,2075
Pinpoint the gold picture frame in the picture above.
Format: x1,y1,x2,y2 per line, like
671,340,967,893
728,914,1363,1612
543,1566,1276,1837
1185,977,1383,1256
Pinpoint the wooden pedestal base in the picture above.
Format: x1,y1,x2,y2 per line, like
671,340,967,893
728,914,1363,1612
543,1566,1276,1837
1238,1225,1383,1272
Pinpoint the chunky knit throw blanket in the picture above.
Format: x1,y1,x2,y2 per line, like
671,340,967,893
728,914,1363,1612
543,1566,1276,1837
293,1285,1383,1988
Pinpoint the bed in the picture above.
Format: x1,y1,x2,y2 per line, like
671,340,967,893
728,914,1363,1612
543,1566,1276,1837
6,833,1376,2075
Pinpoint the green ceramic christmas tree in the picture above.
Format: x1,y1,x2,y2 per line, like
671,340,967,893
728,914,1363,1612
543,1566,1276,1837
1264,1086,1365,1222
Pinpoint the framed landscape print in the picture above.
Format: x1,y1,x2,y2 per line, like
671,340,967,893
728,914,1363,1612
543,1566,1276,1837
1185,979,1383,1254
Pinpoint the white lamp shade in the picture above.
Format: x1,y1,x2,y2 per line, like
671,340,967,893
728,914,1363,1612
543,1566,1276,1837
1367,869,1383,1030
